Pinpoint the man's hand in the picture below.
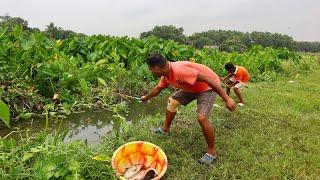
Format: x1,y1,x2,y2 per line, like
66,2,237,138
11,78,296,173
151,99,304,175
220,77,225,82
197,72,236,112
225,97,236,111
140,86,165,102
140,95,148,102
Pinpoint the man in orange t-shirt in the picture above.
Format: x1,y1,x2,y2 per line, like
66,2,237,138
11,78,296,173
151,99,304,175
140,54,236,165
222,62,250,106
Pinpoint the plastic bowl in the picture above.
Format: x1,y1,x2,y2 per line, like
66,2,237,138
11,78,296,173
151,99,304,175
112,141,168,180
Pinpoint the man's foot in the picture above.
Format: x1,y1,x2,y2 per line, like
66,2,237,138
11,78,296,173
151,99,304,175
198,153,217,165
151,127,167,134
237,103,245,106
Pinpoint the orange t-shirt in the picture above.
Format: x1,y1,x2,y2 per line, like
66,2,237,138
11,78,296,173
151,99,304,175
234,66,249,83
157,61,220,93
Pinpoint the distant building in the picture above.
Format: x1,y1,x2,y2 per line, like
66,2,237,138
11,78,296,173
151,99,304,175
203,45,219,49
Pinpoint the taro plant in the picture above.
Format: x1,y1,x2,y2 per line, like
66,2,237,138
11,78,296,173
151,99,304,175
0,25,314,119
0,89,10,127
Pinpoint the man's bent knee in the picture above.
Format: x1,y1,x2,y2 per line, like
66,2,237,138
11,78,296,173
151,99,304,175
197,114,208,123
167,97,180,112
233,87,239,90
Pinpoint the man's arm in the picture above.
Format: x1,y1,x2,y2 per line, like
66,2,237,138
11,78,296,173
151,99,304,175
197,72,236,111
140,86,166,101
227,81,239,88
221,73,233,83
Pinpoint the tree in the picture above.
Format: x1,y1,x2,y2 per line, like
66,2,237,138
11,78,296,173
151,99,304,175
187,29,317,52
219,38,247,53
140,25,186,43
192,36,213,49
44,22,85,40
0,15,39,32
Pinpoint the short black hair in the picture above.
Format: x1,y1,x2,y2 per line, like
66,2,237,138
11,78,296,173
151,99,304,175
147,54,167,68
224,62,235,71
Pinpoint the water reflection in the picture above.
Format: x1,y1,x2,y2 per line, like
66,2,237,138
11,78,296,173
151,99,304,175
0,93,168,145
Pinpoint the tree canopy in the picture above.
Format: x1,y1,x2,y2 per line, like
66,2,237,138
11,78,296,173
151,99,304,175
1,16,319,52
140,25,186,44
141,26,320,52
0,15,86,40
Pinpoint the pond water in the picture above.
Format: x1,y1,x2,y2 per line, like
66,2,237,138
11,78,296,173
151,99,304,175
0,94,168,145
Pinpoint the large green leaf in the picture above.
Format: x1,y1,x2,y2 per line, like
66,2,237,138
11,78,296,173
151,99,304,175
79,78,89,96
22,152,34,162
13,25,23,39
21,34,35,50
0,98,10,128
0,27,7,38
111,51,120,62
95,59,108,66
97,77,107,87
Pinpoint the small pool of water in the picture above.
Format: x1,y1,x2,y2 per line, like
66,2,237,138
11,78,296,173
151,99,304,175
0,94,169,145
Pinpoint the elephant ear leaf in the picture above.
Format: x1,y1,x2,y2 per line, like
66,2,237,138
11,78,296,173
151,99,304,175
0,89,10,128
97,78,107,87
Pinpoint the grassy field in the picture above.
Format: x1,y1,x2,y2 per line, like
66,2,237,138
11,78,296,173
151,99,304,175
124,65,320,179
1,65,319,179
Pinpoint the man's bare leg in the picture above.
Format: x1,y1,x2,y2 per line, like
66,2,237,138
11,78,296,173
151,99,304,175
197,114,216,157
162,110,176,132
234,87,244,104
226,81,232,96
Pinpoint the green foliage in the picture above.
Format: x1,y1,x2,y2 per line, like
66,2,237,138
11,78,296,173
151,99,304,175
0,15,40,32
0,89,10,127
1,16,319,52
294,41,320,52
79,79,89,97
187,29,320,52
140,25,186,44
219,38,247,53
0,132,117,179
44,22,86,40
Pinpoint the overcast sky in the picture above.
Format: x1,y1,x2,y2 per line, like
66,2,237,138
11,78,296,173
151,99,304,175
1,0,319,41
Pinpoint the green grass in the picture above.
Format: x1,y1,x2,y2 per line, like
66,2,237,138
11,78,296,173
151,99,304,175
0,132,117,179
1,65,319,179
